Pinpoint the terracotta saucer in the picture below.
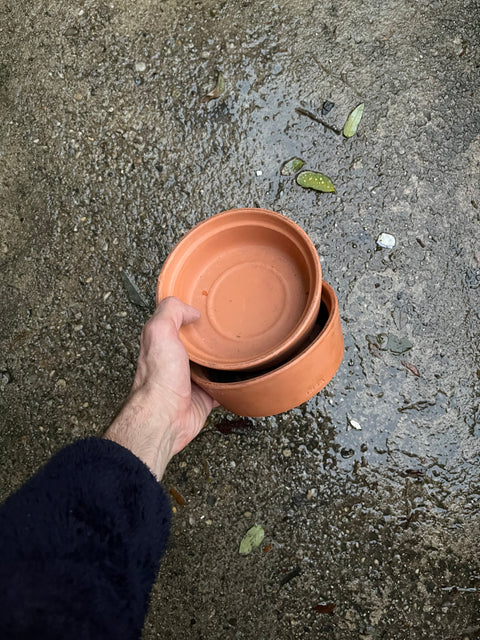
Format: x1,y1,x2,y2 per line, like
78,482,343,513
156,208,322,371
190,281,344,417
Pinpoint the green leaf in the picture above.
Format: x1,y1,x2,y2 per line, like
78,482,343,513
239,525,265,555
386,334,413,354
121,270,149,308
201,72,225,103
367,332,412,354
296,170,336,193
343,103,365,138
281,157,305,176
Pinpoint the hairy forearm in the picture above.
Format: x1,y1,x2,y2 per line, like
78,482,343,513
104,389,176,480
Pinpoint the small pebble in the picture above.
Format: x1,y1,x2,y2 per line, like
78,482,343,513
256,170,263,176
244,511,252,519
283,448,292,457
376,232,396,249
205,495,216,507
56,379,66,388
322,100,335,115
64,26,79,37
103,291,111,301
349,419,362,430
306,488,316,500
0,370,12,387
135,61,146,72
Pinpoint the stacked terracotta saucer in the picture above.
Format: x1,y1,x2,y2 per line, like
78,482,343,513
156,208,344,417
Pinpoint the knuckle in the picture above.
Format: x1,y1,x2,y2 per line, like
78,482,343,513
160,295,180,309
141,313,172,345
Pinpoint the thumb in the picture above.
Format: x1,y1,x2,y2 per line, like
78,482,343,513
155,296,201,333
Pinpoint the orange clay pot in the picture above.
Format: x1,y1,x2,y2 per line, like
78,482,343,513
156,208,322,371
190,281,344,417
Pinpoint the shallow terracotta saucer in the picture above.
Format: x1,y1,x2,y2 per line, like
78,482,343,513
156,208,322,371
190,282,344,417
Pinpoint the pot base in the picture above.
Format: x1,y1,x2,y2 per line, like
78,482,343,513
191,281,344,417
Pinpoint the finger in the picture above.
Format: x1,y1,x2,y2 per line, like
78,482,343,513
191,382,219,414
155,296,201,332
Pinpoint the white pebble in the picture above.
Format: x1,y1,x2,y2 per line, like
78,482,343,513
377,232,396,249
350,419,362,430
256,170,263,176
135,62,146,72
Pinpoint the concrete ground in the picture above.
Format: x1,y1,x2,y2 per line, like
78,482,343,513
1,0,479,637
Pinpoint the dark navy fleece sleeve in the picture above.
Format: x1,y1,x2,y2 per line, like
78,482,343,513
0,437,171,640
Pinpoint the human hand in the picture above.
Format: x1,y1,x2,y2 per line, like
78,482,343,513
104,297,218,479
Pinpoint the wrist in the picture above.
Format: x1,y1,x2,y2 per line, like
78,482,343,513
104,387,176,480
